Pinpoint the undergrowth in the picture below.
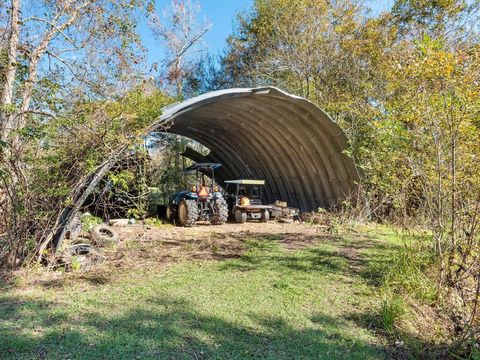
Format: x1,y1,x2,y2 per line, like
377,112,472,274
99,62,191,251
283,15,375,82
367,229,454,357
381,294,405,333
80,213,103,231
382,237,437,304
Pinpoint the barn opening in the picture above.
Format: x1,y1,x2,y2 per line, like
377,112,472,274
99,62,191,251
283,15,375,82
149,86,358,212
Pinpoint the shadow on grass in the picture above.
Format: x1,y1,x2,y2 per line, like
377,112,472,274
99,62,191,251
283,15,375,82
344,310,455,360
0,295,386,360
217,231,403,287
219,249,345,275
0,229,450,359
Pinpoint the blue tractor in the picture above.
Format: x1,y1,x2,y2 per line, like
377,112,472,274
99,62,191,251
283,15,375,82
166,163,228,227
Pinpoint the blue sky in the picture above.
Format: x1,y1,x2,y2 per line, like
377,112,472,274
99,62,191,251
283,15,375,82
138,0,394,68
138,0,253,67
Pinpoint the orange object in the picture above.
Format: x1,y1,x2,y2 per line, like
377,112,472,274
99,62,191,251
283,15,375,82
198,186,209,197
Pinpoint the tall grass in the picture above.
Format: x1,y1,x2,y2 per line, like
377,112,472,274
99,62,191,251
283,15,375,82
383,239,437,304
381,294,405,332
382,236,437,305
374,233,437,333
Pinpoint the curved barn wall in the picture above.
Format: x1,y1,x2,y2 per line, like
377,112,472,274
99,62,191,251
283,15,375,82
151,87,358,212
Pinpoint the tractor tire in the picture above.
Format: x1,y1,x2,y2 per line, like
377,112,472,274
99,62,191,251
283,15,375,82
166,206,172,222
234,209,247,224
211,198,228,225
178,199,198,227
260,209,270,223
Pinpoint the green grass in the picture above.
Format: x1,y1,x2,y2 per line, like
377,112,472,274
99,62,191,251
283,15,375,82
380,294,405,333
0,225,419,359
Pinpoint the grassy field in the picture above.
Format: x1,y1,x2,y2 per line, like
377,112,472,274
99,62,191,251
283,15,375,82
0,223,426,359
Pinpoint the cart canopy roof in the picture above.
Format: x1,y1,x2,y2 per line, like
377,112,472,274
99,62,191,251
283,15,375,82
184,163,222,172
224,179,265,185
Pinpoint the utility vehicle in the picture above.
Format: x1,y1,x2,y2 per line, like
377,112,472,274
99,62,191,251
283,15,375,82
166,163,228,227
223,179,272,223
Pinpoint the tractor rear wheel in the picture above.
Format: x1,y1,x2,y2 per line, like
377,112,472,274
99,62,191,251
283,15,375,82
234,209,247,223
178,199,198,227
211,198,228,225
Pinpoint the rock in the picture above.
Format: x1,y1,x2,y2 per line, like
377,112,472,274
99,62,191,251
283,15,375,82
109,219,130,227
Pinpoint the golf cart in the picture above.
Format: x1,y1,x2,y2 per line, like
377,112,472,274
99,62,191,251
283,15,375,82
223,179,272,223
166,163,228,227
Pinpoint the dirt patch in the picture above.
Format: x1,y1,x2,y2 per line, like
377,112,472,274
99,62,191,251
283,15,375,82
5,222,333,290
336,240,377,273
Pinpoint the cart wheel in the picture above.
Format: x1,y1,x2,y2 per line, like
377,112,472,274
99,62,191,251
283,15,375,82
260,209,270,223
234,209,247,223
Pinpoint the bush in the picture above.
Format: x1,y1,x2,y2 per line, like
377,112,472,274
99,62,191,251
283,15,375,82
80,213,103,232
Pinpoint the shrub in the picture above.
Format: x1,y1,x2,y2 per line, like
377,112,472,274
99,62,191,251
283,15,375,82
80,214,103,232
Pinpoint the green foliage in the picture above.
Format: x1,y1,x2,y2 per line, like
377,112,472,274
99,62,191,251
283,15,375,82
148,187,162,205
70,256,82,271
145,134,201,202
469,339,480,360
147,187,162,216
25,238,36,254
108,170,135,192
80,214,103,232
4,87,171,255
392,0,470,33
143,217,164,227
126,207,144,220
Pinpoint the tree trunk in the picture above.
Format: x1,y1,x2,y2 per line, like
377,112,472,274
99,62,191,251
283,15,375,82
0,0,20,143
7,1,93,148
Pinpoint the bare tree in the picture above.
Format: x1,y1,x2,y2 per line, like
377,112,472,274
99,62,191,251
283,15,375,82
149,0,211,96
0,0,145,149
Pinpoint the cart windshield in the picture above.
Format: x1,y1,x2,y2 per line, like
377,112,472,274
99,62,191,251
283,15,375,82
237,184,261,199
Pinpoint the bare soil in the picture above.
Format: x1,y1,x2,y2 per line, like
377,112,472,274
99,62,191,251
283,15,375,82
4,221,335,289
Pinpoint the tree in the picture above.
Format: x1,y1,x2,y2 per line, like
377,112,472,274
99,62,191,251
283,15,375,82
0,0,153,267
210,6,480,340
149,0,212,96
215,0,401,218
213,0,480,225
0,0,20,144
391,0,480,37
0,0,146,149
385,35,480,280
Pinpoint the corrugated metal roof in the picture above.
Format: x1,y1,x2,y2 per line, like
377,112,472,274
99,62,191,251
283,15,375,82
150,86,358,211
